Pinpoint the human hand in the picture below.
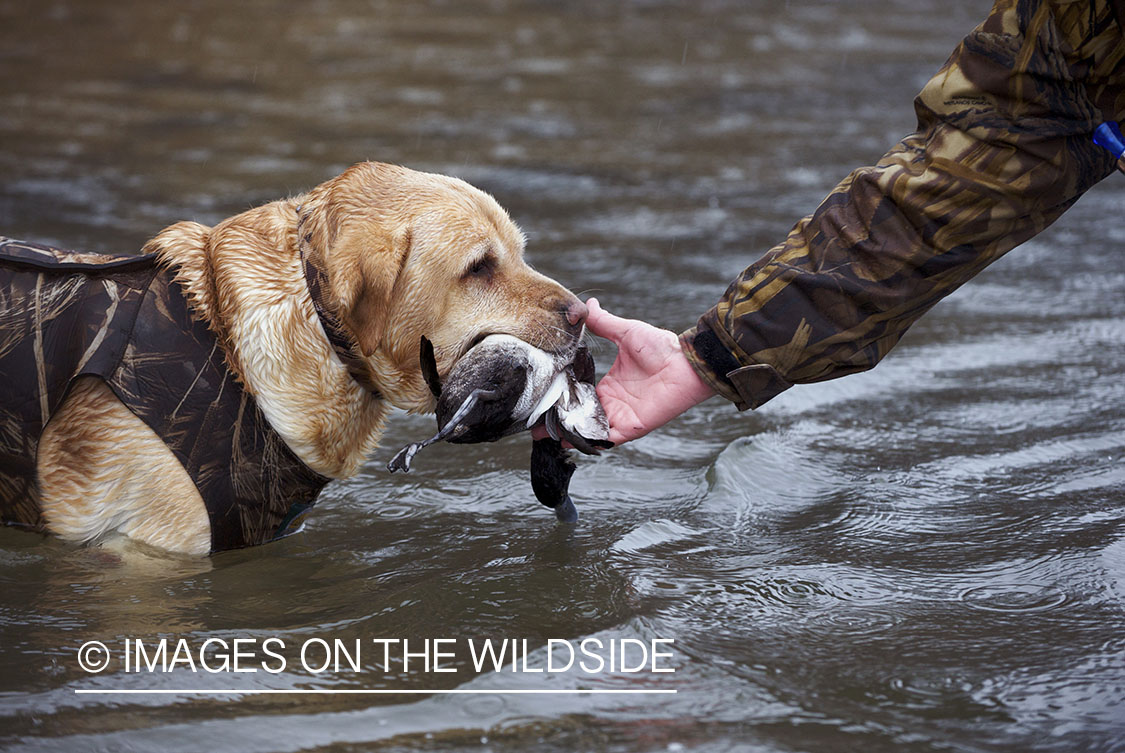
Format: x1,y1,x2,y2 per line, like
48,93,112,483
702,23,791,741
567,298,715,445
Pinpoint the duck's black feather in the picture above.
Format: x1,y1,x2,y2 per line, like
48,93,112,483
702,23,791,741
530,438,579,522
418,336,443,398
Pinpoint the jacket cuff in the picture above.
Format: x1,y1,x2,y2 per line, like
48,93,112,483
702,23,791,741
679,323,793,411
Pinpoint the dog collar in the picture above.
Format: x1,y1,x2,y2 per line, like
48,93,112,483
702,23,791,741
297,213,384,401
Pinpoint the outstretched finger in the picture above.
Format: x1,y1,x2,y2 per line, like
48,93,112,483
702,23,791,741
584,297,638,345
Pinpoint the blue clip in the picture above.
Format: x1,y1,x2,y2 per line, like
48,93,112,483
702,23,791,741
1093,121,1125,158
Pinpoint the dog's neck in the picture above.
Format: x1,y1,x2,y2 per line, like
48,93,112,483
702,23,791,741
296,211,384,401
144,202,388,479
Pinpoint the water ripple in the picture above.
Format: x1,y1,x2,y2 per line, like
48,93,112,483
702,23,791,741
958,583,1069,613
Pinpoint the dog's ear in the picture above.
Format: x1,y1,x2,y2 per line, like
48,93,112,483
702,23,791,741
297,176,345,269
335,223,411,357
299,164,411,358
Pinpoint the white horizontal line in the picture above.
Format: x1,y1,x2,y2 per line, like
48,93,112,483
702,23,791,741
74,688,676,695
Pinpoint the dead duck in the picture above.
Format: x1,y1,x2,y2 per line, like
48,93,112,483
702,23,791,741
387,335,612,521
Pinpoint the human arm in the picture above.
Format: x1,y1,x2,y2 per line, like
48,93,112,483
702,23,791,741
569,1,1121,444
680,0,1122,411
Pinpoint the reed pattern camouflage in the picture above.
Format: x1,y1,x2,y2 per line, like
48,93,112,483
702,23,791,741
682,0,1125,409
0,238,328,552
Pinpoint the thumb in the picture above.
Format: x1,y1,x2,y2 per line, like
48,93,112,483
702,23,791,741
584,297,638,345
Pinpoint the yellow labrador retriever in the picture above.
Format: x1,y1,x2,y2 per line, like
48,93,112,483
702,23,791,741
1,162,587,555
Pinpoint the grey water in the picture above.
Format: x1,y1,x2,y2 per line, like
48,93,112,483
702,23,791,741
1,1,1123,751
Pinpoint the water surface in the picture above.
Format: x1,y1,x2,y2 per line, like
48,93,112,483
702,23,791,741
1,1,1123,751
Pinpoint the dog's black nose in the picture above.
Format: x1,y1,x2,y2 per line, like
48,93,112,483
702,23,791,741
563,299,588,329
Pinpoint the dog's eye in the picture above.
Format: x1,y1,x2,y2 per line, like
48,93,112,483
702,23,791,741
464,253,495,281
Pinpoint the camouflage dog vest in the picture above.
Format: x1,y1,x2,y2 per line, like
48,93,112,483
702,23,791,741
0,237,329,552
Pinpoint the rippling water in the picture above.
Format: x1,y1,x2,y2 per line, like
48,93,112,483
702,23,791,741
2,1,1124,751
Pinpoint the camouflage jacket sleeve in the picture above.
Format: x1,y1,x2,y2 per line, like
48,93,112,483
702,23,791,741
681,0,1125,410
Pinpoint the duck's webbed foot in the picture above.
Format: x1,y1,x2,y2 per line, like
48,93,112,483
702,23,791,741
387,442,425,473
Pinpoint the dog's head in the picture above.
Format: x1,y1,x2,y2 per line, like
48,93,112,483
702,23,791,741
298,162,586,412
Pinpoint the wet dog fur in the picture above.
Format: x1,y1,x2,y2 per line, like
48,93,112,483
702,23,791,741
35,162,584,555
